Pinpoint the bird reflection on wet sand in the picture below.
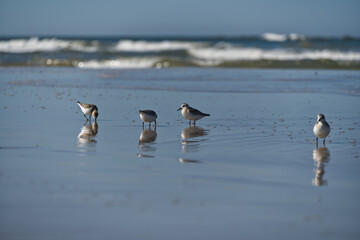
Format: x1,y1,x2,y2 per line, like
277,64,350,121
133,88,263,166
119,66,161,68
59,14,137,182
77,121,98,152
181,126,209,153
137,127,157,158
312,146,330,187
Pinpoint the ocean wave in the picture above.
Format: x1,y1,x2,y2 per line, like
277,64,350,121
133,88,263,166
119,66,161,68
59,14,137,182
1,36,359,69
262,33,306,42
288,33,306,41
113,40,202,52
262,33,287,42
77,58,160,68
188,47,360,62
0,37,98,53
0,38,200,53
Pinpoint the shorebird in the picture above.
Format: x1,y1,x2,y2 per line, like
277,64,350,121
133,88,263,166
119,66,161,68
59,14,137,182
177,103,210,126
77,101,98,122
139,110,157,127
313,114,330,146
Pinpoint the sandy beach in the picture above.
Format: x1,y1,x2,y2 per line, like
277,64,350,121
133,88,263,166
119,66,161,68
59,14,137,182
0,67,359,239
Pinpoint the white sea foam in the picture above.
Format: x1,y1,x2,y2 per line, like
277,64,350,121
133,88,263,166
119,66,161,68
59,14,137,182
113,40,201,52
191,59,223,67
262,33,287,42
77,58,159,69
262,33,306,42
0,37,97,53
188,47,360,62
288,33,306,41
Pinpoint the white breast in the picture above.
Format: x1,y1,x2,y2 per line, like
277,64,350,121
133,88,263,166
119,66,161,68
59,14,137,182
78,104,92,115
313,122,330,138
140,113,156,122
182,108,203,121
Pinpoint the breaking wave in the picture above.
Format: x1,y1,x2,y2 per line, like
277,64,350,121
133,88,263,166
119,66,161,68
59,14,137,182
1,35,359,69
0,37,99,53
77,58,160,68
113,40,202,52
188,47,360,62
262,33,306,42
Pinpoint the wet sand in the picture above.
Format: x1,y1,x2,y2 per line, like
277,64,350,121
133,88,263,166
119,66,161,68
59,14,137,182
0,68,359,240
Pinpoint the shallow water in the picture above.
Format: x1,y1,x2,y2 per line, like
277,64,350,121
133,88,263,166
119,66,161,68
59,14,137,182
0,68,359,239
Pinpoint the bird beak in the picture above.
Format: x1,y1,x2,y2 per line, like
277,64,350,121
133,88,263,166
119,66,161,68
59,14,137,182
177,107,182,111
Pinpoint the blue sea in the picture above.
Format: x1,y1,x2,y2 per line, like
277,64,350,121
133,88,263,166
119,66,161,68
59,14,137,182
1,33,360,69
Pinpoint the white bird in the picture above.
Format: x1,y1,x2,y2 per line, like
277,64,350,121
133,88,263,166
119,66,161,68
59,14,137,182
313,114,330,146
139,110,157,127
177,103,210,126
77,101,98,121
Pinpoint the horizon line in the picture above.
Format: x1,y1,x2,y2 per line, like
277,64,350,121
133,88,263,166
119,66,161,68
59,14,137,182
0,33,359,39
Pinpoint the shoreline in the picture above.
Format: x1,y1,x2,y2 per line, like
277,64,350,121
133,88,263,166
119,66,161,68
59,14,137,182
1,67,360,96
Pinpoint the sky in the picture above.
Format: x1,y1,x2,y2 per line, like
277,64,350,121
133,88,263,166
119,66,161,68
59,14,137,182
0,0,359,37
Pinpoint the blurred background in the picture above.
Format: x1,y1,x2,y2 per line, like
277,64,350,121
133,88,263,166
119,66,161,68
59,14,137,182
0,0,359,69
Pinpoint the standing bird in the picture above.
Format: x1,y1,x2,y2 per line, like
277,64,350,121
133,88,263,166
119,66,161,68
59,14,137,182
77,101,98,122
313,114,330,146
139,110,157,127
177,103,210,126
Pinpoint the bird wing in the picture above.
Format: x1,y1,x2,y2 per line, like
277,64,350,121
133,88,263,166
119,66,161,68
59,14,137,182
140,110,157,116
189,108,209,116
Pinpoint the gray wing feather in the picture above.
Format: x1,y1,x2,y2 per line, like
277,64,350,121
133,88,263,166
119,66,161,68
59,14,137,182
189,108,210,116
78,102,97,111
140,110,157,117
